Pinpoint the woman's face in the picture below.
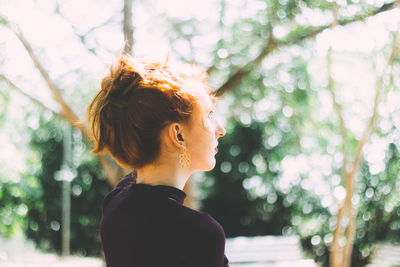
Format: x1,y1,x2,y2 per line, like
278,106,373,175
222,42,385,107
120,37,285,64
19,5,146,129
184,81,226,172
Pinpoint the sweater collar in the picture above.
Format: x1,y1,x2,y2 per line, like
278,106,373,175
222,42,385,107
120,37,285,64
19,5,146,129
125,172,187,205
135,183,187,205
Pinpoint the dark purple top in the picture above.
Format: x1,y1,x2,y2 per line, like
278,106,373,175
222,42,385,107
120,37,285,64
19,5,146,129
100,173,230,267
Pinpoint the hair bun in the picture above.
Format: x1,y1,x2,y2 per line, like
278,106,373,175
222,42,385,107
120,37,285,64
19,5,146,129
101,56,144,97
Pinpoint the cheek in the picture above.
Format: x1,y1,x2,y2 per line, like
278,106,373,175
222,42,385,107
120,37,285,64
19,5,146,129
190,129,213,153
202,125,215,143
203,118,216,135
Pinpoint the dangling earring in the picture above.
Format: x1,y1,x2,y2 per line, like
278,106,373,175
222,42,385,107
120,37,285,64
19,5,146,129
179,146,191,169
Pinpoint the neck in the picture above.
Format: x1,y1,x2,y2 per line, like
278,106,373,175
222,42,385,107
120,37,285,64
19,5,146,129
135,161,191,190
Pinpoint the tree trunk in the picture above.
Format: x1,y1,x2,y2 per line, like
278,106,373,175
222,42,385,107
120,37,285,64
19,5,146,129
328,31,399,267
123,0,134,55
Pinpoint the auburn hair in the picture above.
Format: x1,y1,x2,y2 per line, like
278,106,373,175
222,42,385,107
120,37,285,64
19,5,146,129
86,54,216,169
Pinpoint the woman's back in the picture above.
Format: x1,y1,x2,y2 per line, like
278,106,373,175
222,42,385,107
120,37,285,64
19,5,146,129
100,173,230,267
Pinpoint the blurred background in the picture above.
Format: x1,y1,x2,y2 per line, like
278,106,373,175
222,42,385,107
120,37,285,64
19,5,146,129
0,0,400,266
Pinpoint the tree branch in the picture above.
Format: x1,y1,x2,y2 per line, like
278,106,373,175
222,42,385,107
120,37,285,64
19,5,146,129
54,3,117,57
343,205,356,267
330,29,399,267
1,18,127,188
7,22,91,139
350,33,399,178
214,26,275,97
327,7,351,263
0,74,62,117
327,49,348,174
1,73,123,187
99,154,123,187
213,1,398,97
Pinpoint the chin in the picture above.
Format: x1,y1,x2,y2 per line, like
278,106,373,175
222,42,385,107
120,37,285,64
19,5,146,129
205,158,217,171
196,158,216,172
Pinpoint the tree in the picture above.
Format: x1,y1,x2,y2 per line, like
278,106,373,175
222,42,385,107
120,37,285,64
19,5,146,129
327,29,399,267
25,115,110,256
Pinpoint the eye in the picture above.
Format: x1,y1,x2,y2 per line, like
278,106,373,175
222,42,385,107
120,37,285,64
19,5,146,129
208,111,214,119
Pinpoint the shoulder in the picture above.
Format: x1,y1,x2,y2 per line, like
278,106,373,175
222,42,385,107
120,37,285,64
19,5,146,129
180,210,228,267
200,212,226,238
101,173,134,224
183,209,227,243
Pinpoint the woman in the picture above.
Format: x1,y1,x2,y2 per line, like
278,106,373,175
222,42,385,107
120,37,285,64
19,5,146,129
87,54,229,267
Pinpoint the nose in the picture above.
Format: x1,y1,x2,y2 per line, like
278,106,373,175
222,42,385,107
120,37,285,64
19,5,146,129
216,120,226,138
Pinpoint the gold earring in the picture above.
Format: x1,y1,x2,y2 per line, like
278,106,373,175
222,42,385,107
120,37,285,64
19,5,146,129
179,147,191,169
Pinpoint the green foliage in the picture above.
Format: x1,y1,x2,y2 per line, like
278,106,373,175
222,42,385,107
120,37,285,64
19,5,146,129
0,16,9,26
0,91,9,128
195,4,400,263
23,115,111,256
201,121,294,236
0,181,31,236
200,53,316,238
298,143,400,266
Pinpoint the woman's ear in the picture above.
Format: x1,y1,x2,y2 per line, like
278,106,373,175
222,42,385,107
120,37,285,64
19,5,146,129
168,123,185,148
175,125,184,141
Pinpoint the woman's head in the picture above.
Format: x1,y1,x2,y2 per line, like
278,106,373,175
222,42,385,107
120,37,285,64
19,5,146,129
87,55,225,171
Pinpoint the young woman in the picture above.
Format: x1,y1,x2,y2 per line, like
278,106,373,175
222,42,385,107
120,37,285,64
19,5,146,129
86,55,229,267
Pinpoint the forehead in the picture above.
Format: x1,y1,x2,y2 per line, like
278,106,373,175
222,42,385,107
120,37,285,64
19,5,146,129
183,79,215,110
